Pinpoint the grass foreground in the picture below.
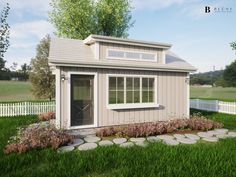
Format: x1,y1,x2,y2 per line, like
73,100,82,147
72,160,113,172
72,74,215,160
0,110,236,177
190,86,236,102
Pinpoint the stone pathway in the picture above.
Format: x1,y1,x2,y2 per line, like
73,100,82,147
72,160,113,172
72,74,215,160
57,129,236,153
78,143,98,151
99,140,113,146
120,142,134,148
84,136,101,143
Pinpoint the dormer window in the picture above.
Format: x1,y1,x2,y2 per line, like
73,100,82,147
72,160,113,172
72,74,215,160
107,49,157,61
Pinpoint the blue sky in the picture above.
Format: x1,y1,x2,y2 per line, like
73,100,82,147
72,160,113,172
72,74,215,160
1,0,236,72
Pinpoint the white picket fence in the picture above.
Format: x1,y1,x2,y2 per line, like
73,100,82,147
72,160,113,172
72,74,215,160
1,99,236,117
0,101,56,117
190,99,236,115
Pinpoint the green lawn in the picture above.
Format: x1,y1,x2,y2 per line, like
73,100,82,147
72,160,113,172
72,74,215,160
0,81,35,102
191,86,236,102
0,110,236,177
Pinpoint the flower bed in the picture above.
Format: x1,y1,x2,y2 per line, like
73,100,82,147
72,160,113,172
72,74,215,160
4,123,74,154
38,112,56,121
96,115,223,138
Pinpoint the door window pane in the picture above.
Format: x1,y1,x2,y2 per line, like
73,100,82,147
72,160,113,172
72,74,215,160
73,79,91,100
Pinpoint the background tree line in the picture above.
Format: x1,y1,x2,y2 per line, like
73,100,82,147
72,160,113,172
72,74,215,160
191,42,236,87
0,62,31,81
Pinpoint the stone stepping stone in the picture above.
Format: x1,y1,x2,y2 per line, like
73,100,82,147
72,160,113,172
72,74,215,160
202,137,218,142
135,141,148,147
177,138,197,144
84,136,101,143
78,143,98,151
157,135,174,140
173,134,185,139
216,134,231,139
228,132,236,137
120,142,134,148
57,146,74,153
68,138,84,147
185,134,200,141
147,136,161,142
206,130,222,136
215,128,228,134
163,139,179,146
197,132,213,138
113,138,127,144
129,137,146,142
98,140,114,146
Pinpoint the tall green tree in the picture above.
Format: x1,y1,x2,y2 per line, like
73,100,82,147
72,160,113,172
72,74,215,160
223,42,236,87
0,3,10,71
20,63,31,81
230,41,236,54
49,0,134,39
223,60,236,87
95,0,133,37
29,35,55,100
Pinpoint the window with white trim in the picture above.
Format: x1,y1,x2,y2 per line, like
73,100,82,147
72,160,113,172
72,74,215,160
108,75,157,107
107,49,157,61
109,77,124,104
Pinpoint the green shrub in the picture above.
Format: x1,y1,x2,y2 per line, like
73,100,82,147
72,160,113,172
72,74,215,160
4,125,74,154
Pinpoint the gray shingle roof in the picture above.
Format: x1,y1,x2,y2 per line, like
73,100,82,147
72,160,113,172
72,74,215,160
49,38,197,72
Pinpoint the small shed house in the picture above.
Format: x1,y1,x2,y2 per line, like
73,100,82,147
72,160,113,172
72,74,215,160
49,35,196,129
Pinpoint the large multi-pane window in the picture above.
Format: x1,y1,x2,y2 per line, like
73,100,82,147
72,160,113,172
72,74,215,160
108,76,156,105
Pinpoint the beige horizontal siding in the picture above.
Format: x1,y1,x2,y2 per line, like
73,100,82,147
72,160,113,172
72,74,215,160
59,67,188,128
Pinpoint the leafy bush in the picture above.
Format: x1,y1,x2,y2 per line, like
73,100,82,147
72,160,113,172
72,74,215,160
96,116,223,138
38,112,55,121
4,125,74,154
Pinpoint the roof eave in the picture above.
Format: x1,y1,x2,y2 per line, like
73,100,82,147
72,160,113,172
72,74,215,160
49,60,197,73
83,34,172,49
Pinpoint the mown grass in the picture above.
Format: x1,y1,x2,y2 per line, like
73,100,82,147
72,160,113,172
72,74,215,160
0,81,34,102
0,111,236,177
191,86,236,102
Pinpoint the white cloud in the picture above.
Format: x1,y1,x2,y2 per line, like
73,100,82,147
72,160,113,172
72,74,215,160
5,20,54,67
2,0,51,16
10,20,54,40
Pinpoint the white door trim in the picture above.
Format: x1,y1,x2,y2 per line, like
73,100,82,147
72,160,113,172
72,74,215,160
67,71,98,129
